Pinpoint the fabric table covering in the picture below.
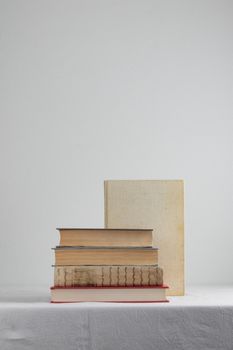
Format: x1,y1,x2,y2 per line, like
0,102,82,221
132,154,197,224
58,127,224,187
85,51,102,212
0,286,233,350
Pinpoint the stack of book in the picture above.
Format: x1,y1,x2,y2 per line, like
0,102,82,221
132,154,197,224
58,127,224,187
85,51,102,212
51,228,168,302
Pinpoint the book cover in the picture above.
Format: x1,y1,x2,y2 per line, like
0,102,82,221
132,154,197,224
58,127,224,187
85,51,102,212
104,180,184,296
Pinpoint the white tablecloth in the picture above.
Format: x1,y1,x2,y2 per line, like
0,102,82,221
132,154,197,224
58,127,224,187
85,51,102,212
0,286,233,350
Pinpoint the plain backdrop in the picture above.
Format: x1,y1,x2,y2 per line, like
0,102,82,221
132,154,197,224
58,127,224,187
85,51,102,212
0,0,233,287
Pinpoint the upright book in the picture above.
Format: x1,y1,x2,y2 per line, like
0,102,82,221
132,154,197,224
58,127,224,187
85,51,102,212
104,180,184,296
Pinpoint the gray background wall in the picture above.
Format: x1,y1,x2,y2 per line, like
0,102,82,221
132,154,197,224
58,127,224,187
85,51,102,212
0,0,232,287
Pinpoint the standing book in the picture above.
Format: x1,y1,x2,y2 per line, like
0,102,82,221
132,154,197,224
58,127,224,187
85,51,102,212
104,180,184,296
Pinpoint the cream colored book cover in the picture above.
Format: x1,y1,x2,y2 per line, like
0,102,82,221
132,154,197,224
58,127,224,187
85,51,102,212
104,180,184,296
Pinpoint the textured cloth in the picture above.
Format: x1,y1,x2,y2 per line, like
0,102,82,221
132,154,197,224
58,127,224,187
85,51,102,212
0,286,233,350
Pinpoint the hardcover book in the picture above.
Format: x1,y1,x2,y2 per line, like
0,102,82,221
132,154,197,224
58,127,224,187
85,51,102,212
57,228,153,247
54,265,163,287
51,285,169,303
104,180,184,296
54,247,158,266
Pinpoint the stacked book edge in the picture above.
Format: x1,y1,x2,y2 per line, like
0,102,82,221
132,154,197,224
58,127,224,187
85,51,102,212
51,228,168,303
51,285,169,303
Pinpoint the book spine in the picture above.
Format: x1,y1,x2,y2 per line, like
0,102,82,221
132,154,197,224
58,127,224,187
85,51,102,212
54,266,163,287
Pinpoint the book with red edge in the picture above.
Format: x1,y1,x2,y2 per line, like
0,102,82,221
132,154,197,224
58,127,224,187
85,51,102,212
50,285,169,303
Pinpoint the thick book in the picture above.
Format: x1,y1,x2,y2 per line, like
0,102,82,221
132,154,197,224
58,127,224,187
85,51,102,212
54,265,163,287
57,228,153,247
104,180,184,296
54,247,158,266
50,285,169,303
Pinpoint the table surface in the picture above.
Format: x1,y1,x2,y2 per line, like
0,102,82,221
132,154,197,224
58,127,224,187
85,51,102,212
1,286,233,350
1,285,233,307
